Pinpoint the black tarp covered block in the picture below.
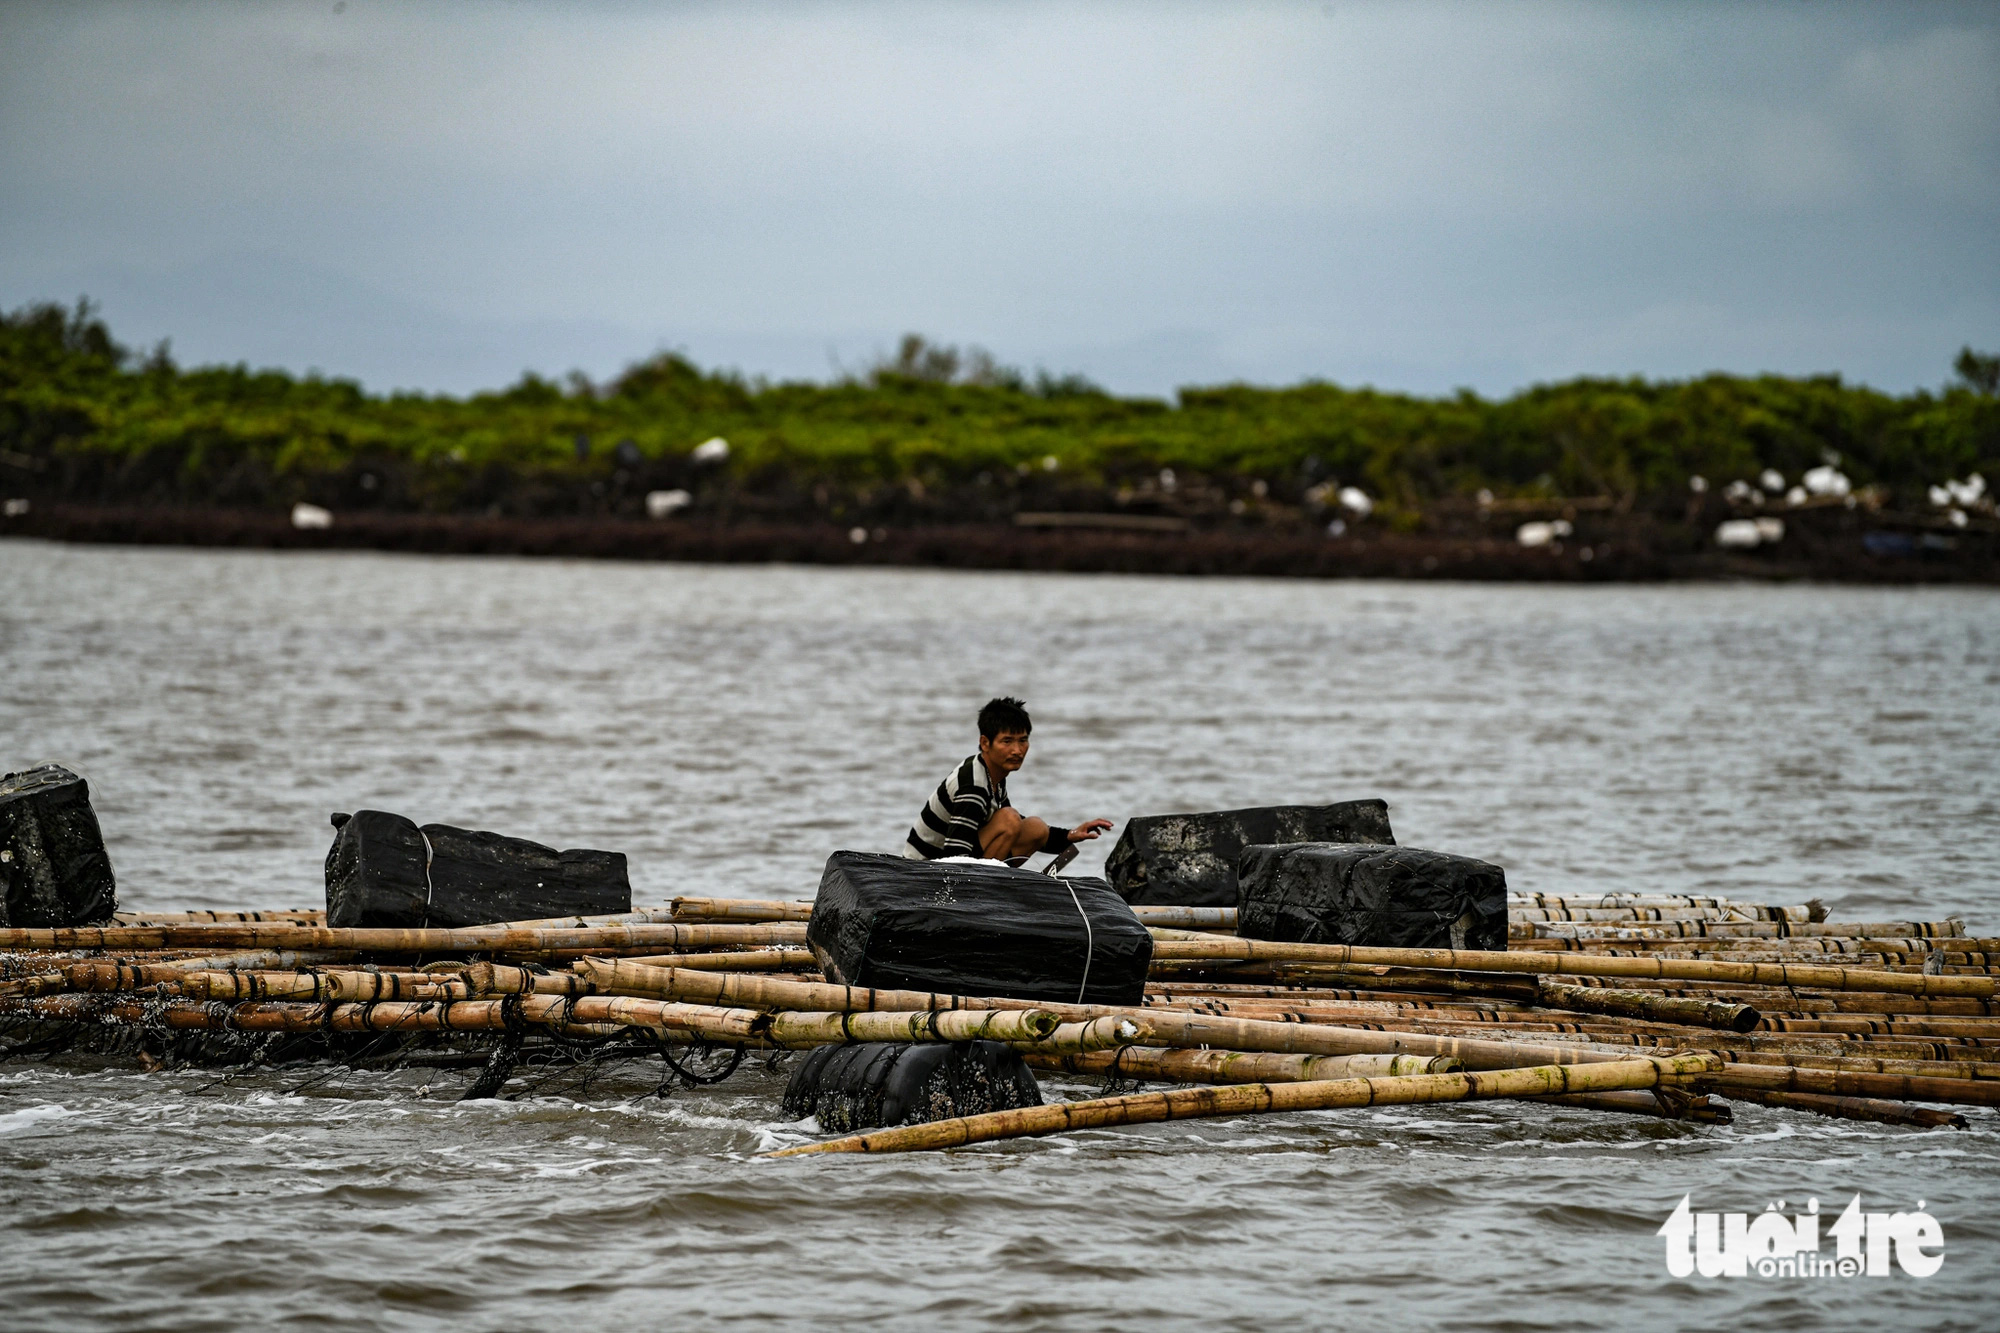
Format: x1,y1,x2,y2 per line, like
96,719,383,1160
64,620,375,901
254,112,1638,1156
0,765,117,927
324,809,630,928
808,851,1153,1005
781,1040,1043,1132
1104,799,1395,907
1236,842,1508,951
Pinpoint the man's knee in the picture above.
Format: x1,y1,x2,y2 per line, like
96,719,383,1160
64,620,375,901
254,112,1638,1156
978,806,1022,855
1004,812,1048,849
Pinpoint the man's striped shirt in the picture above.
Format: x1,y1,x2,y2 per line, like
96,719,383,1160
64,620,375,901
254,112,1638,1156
904,754,1009,859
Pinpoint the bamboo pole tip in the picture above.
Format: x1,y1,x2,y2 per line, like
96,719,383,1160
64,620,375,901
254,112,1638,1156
764,1143,822,1158
1021,1010,1061,1039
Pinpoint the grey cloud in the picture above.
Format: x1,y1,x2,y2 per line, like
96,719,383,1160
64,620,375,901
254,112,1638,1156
1,0,1993,396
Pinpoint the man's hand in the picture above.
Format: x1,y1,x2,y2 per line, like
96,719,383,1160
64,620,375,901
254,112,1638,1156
1068,818,1114,844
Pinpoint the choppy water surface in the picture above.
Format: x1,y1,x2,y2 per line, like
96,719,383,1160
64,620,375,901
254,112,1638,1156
2,540,1997,1330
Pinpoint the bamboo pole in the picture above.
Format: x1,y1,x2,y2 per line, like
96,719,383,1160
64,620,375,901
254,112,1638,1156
21,960,216,998
40,964,487,1004
174,970,341,1001
134,968,458,1003
1024,1017,1148,1053
531,994,1072,1049
760,1007,1066,1048
1127,907,1239,931
1382,1023,2000,1074
767,1052,1724,1156
1145,974,1760,1033
1131,1001,1797,1045
1195,971,2000,1015
0,950,357,998
481,921,794,953
671,898,816,923
1143,932,1996,997
1509,947,1989,969
500,898,814,927
1021,1047,1460,1084
33,955,1993,1088
1130,989,2000,1074
1224,1005,1997,1055
0,921,809,954
1759,1015,2000,1038
1512,935,1979,955
1528,1090,1733,1123
146,948,358,972
1608,1048,2000,1096
1513,921,1963,941
460,963,595,996
0,994,509,1033
1545,926,1981,944
3,972,1114,1064
553,995,758,1040
1263,1008,2000,1065
0,991,676,1037
1508,892,1810,908
565,996,1075,1048
574,958,990,1015
1717,1087,1968,1130
328,999,520,1032
574,960,1644,1071
1511,906,1820,923
1140,996,1526,1026
617,949,818,972
90,956,1936,1072
490,908,680,927
319,971,467,1003
1662,1045,2000,1081
112,909,326,925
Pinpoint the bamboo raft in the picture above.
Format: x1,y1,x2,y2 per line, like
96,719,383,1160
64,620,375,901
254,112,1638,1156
2,892,1985,1155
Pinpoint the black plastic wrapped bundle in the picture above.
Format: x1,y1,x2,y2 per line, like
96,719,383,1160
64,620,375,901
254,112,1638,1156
808,852,1152,1005
324,809,630,928
1236,842,1508,951
781,1040,1043,1132
1104,799,1395,907
0,765,117,927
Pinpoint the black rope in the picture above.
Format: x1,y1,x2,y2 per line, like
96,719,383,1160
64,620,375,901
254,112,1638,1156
283,1025,402,1095
188,1031,285,1094
459,1031,523,1101
1099,1044,1143,1096
502,1033,610,1099
659,1041,745,1086
0,1020,86,1062
500,991,535,1033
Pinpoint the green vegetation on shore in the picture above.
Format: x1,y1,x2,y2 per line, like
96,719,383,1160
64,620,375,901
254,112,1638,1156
3,301,1995,519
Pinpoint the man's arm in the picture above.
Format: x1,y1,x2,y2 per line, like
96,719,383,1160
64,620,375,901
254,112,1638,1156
1041,817,1113,854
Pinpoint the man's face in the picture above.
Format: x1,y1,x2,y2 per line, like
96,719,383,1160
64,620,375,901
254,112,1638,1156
979,728,1030,775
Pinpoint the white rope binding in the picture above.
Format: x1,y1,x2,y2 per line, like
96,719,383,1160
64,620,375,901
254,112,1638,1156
1062,878,1094,1005
419,828,436,928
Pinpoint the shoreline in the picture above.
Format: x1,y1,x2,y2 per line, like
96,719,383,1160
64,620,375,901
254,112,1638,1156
4,503,1995,584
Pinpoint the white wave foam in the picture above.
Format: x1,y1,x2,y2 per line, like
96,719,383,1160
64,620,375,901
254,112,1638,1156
0,1103,72,1133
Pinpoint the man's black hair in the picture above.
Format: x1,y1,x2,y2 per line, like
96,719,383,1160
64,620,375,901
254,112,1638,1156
978,696,1032,739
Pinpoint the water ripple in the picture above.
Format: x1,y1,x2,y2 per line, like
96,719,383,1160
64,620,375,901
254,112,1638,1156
2,544,1997,1328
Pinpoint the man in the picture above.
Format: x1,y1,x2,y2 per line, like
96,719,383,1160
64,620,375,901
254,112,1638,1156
904,697,1113,862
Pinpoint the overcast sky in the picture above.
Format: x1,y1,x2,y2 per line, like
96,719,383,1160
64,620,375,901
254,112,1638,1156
2,1,1995,397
